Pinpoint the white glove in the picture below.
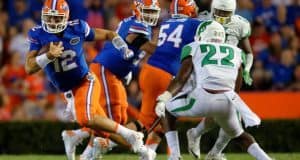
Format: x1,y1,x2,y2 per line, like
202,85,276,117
112,36,134,60
122,48,134,60
124,71,132,85
155,91,172,118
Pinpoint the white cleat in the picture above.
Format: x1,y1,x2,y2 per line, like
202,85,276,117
168,154,182,160
79,150,93,160
139,147,157,160
125,131,144,153
205,152,227,160
62,130,84,160
187,128,201,159
92,137,112,160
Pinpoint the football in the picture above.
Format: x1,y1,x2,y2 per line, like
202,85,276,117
38,42,60,55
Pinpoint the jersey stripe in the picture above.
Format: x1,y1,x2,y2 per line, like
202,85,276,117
101,66,113,119
129,28,149,35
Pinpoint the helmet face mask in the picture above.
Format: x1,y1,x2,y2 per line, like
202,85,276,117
41,0,69,34
140,7,160,26
212,8,233,24
133,0,161,26
211,0,236,25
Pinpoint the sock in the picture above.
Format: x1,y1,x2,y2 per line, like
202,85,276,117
74,129,90,139
209,129,231,155
115,124,132,138
146,137,159,151
194,120,213,137
247,143,272,160
108,139,117,148
165,131,180,157
145,143,159,151
81,142,93,156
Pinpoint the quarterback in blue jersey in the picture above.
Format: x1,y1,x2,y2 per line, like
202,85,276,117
136,0,201,153
59,0,160,159
25,0,156,160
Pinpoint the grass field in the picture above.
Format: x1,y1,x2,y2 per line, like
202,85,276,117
0,153,299,160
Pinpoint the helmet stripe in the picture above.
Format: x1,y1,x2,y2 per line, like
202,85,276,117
174,0,178,14
52,0,58,10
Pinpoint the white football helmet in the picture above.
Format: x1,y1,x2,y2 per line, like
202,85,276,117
194,20,225,43
211,0,236,24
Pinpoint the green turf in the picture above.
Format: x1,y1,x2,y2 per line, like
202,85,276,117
0,153,299,160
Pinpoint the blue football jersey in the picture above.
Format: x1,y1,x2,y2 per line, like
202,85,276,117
148,17,201,76
28,19,95,92
93,16,152,78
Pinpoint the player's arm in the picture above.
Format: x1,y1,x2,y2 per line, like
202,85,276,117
126,33,157,54
155,56,193,118
239,37,253,73
25,42,63,74
167,57,193,95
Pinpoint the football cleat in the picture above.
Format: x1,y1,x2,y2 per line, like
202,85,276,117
92,137,112,160
139,147,157,160
61,130,84,160
187,128,201,159
125,131,144,153
205,152,227,160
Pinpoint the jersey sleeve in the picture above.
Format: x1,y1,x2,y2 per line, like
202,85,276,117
239,16,251,38
28,28,42,51
72,19,95,41
180,42,198,61
128,21,150,37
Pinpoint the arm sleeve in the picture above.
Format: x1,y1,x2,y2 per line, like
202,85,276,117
241,19,251,38
28,29,42,51
180,43,197,62
82,20,95,41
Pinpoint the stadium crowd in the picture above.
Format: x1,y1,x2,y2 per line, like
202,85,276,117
0,0,299,121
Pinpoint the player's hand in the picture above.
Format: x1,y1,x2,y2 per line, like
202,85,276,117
47,42,64,60
155,91,172,118
122,48,134,60
243,70,253,86
155,101,166,118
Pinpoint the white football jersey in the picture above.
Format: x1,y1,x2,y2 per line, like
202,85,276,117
181,41,243,90
198,14,251,46
223,15,251,46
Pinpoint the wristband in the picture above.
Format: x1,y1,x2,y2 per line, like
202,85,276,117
36,53,53,68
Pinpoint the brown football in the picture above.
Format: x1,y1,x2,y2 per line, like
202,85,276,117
38,42,60,55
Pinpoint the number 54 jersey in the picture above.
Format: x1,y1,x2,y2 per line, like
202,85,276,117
148,17,201,76
181,42,243,91
28,20,95,92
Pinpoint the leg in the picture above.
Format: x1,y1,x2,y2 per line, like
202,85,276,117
72,73,153,158
187,117,218,159
138,64,173,151
212,94,271,160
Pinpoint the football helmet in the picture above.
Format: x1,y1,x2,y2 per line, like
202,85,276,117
133,0,161,26
170,0,197,18
211,0,236,24
194,20,225,43
41,0,70,33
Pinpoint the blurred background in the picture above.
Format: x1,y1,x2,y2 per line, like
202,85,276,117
0,0,299,155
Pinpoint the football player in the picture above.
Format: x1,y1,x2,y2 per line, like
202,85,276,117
26,0,155,160
187,0,255,159
155,20,271,160
60,0,160,159
130,0,201,153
